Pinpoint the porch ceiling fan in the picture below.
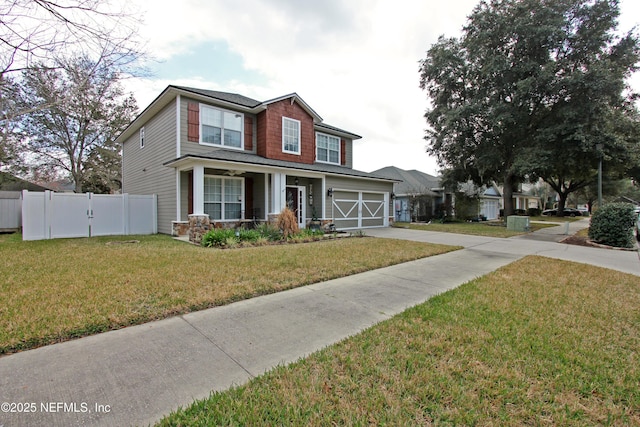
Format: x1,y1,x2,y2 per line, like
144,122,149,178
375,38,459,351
225,170,245,176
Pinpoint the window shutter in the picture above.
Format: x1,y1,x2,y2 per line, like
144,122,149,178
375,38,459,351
187,102,199,142
341,139,346,165
244,116,253,150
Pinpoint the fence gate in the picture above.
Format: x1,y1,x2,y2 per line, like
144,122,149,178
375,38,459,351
22,190,157,241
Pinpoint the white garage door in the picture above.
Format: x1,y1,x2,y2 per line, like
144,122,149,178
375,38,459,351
332,190,387,230
481,199,499,220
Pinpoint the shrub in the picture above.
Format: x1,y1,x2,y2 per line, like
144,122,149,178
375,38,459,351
277,207,299,238
527,208,541,217
202,228,236,248
238,228,261,242
255,223,282,242
588,203,636,249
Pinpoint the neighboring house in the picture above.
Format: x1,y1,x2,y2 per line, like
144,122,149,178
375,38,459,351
458,181,502,220
372,166,450,222
0,172,50,232
117,85,397,240
508,182,542,212
0,172,50,192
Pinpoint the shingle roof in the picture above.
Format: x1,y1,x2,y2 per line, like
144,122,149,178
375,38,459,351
372,166,441,196
164,149,397,182
171,86,262,108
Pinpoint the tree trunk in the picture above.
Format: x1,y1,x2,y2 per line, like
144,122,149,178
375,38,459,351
556,192,568,217
502,175,515,218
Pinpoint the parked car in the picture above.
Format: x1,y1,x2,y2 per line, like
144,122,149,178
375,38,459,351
541,208,583,217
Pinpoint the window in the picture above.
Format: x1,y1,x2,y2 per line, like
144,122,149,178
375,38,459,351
139,127,145,148
200,105,243,148
282,117,300,154
204,176,243,220
316,133,340,164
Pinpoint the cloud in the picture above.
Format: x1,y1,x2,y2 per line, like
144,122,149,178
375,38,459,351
126,0,640,175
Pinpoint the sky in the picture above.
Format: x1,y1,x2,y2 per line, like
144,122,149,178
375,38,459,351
122,0,640,176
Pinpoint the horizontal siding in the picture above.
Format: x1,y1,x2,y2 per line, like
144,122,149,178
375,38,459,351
344,139,353,168
122,101,177,234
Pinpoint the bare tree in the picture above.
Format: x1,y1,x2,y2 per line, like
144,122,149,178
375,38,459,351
1,0,146,76
18,56,138,192
0,1,147,174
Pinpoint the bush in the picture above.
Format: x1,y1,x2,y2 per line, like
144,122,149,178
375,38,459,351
277,207,299,238
254,223,282,242
588,203,636,249
527,208,541,217
202,228,236,248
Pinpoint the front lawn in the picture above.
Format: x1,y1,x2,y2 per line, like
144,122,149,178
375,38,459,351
158,256,640,426
394,220,557,237
0,233,457,354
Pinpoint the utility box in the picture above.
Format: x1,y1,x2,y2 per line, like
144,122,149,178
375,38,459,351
507,215,530,232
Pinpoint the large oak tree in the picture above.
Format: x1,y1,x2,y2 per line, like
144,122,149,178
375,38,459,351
420,0,639,216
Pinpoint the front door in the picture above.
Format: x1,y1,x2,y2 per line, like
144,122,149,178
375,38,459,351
285,186,305,229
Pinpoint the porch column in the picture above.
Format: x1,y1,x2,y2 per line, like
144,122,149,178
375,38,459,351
193,165,205,215
271,172,286,214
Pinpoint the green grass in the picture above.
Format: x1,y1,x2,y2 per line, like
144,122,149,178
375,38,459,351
0,233,457,354
158,256,640,426
394,220,558,237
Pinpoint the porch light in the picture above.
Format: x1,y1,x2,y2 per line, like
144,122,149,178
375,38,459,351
327,188,333,197
294,177,299,185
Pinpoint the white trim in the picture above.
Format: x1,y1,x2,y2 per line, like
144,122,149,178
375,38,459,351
315,132,340,165
330,188,388,230
193,165,205,215
176,169,181,221
176,94,181,157
285,185,306,229
199,103,244,150
203,174,245,221
282,116,301,155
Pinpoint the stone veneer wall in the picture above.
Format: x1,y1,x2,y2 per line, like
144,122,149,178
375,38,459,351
172,221,190,236
188,214,211,245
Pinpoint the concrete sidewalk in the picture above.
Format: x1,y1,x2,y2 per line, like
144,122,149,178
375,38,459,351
1,221,639,426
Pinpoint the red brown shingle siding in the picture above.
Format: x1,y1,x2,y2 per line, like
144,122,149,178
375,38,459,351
255,99,315,164
187,102,199,142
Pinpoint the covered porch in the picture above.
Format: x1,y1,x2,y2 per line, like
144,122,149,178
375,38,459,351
169,159,328,241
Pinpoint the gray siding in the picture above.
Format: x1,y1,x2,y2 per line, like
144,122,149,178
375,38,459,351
122,101,177,234
344,138,353,169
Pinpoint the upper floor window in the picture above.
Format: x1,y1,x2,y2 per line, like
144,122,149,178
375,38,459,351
316,133,340,164
282,117,300,154
201,105,243,148
139,127,145,148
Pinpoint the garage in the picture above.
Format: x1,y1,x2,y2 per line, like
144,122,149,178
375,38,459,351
331,190,388,230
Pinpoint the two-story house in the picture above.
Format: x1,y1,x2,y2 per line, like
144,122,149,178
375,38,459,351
117,86,396,241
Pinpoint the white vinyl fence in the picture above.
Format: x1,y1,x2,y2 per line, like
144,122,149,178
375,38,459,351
0,191,22,231
22,190,157,241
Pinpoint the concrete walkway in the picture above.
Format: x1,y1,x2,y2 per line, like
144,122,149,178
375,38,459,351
1,219,639,427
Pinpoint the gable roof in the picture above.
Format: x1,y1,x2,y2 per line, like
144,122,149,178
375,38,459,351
172,86,262,108
117,85,355,144
0,172,50,191
372,166,441,196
